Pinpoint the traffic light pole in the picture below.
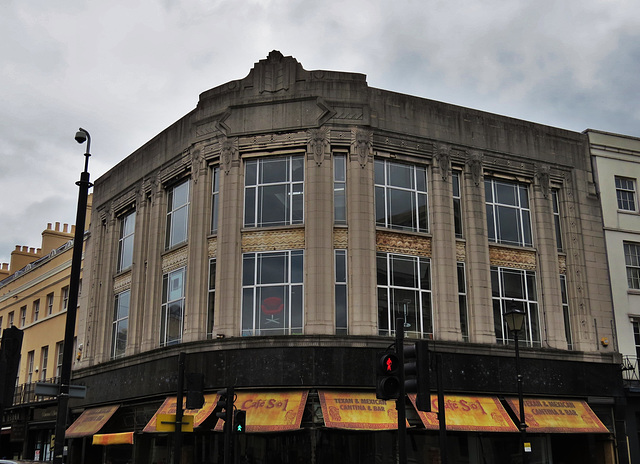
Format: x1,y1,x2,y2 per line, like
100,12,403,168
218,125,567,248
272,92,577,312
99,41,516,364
395,318,407,464
174,352,185,464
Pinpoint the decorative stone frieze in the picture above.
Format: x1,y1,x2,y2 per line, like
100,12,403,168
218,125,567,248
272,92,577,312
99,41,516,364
489,245,536,270
376,231,431,258
113,271,132,294
333,228,348,249
208,237,217,258
456,242,466,262
161,245,189,274
242,229,305,252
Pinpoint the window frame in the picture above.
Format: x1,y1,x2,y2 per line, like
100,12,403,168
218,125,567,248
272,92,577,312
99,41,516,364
207,258,216,338
335,249,348,334
241,250,304,336
33,299,40,322
560,274,573,350
165,180,190,249
211,166,220,234
46,293,54,315
624,242,640,289
376,252,433,339
117,210,136,272
492,266,540,347
40,346,49,381
112,289,130,359
160,267,186,346
552,189,563,252
615,176,637,212
61,286,69,311
452,171,463,239
485,177,533,247
334,154,347,225
244,155,305,228
375,159,429,233
457,262,469,342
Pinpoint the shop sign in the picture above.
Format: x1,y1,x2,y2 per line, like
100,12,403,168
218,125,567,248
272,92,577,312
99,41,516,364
10,422,26,442
318,390,405,430
214,390,308,432
409,394,519,432
505,397,610,433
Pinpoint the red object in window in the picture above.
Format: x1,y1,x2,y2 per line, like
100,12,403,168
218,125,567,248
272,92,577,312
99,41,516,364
261,297,284,315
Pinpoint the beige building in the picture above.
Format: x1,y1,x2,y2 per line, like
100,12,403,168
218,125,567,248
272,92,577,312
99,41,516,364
0,197,91,460
71,52,621,464
587,129,640,463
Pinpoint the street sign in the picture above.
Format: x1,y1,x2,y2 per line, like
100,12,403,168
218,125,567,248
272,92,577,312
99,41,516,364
156,413,194,432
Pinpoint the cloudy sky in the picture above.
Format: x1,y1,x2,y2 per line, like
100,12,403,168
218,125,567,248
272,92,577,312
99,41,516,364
1,0,639,265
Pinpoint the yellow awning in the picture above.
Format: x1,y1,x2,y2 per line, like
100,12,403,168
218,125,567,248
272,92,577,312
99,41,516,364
143,393,218,433
214,390,308,432
92,432,134,445
318,390,406,430
409,394,519,432
505,397,610,433
65,405,120,438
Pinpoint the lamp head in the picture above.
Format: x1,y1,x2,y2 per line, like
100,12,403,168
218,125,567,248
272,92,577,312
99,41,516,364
504,304,526,333
75,130,88,144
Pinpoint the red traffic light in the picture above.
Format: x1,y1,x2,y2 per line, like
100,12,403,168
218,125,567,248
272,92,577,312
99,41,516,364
378,353,400,375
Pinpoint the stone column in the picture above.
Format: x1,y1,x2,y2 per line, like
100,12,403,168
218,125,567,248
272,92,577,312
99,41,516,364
348,129,377,335
216,137,242,337
140,175,165,352
304,128,334,334
463,153,495,343
532,167,565,349
184,148,209,342
93,206,117,363
129,187,148,356
431,146,461,341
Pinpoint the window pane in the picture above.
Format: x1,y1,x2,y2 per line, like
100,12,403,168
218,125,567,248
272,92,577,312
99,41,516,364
375,186,386,227
388,163,413,189
259,184,288,226
496,182,517,205
260,158,289,184
390,255,417,289
258,253,287,284
496,206,519,244
388,188,415,230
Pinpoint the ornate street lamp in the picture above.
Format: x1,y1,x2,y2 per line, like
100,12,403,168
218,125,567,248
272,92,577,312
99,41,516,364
53,129,92,464
504,303,528,464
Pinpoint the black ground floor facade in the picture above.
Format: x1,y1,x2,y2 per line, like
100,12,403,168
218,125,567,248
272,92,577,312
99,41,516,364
1,337,627,463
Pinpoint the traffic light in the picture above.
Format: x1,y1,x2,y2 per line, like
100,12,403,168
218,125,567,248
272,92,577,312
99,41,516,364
404,340,430,411
376,352,401,400
234,410,246,433
213,388,234,429
185,372,205,410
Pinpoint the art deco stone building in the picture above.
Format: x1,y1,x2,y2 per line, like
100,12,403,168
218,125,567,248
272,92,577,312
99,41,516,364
71,52,623,464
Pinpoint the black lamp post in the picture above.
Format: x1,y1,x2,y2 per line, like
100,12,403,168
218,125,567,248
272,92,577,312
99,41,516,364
504,304,528,464
52,128,92,464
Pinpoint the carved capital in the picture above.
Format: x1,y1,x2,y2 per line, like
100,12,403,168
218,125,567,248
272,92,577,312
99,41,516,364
536,164,551,198
220,136,239,174
307,127,329,166
351,128,373,168
466,151,483,186
435,144,451,181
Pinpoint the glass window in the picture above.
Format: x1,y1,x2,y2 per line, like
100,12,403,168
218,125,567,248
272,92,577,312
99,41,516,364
211,167,220,233
241,250,304,336
33,299,40,322
457,262,469,342
453,171,463,238
161,267,186,346
552,189,563,252
46,293,54,315
375,159,428,233
208,259,216,338
55,341,63,379
335,250,348,334
625,242,640,289
61,286,69,311
334,155,346,225
633,321,640,360
8,311,14,327
112,290,130,358
165,180,190,249
492,266,540,346
485,178,532,247
19,306,26,327
40,346,48,381
27,351,34,383
244,156,304,228
616,176,637,211
560,274,573,350
377,252,432,338
117,211,136,272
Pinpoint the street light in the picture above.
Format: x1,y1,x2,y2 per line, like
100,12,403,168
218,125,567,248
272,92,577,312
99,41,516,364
504,303,528,464
53,128,92,464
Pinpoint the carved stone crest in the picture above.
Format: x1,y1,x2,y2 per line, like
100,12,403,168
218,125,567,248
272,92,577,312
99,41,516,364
466,151,483,186
307,127,329,166
220,136,239,174
536,164,551,198
351,128,373,167
435,144,451,181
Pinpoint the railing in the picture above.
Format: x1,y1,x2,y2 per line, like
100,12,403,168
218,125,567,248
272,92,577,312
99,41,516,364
622,356,640,383
12,376,60,406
